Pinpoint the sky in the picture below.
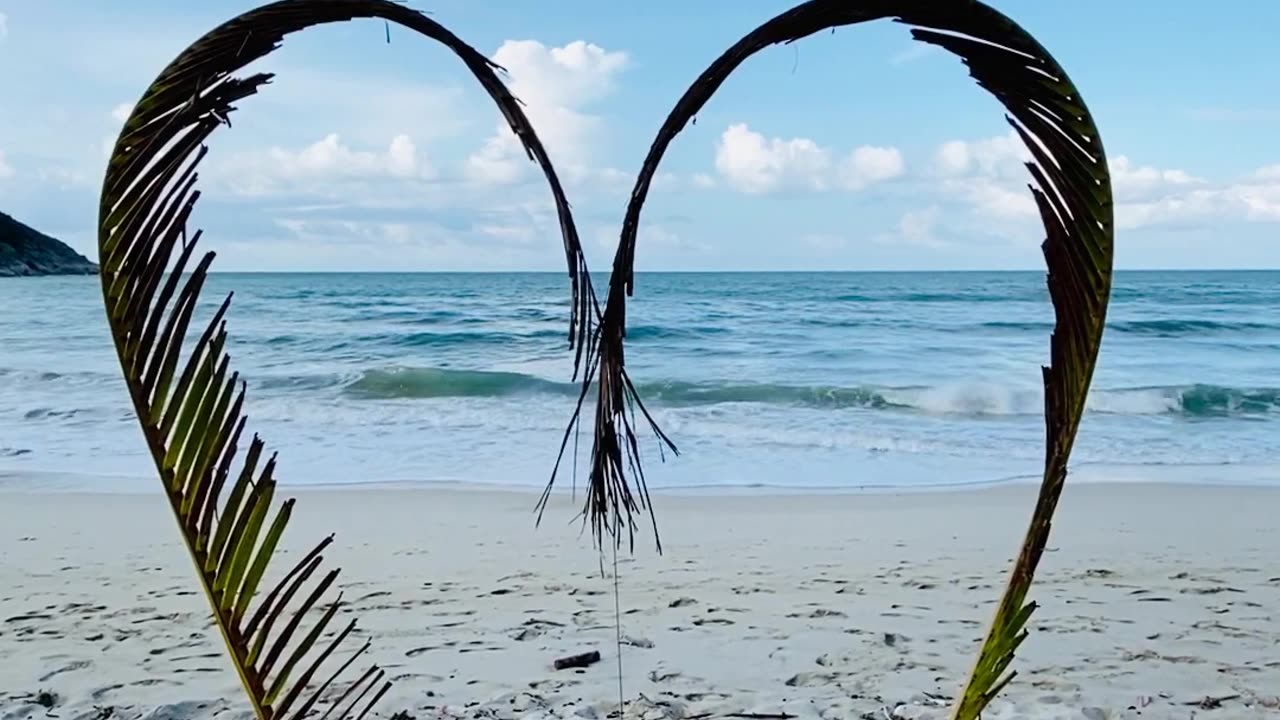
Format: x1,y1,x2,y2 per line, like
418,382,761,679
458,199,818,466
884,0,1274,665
1,1,1279,272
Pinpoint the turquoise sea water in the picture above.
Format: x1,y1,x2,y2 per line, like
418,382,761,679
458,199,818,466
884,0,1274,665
1,271,1278,490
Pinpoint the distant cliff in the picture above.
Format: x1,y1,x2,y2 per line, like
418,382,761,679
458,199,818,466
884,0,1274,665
0,212,98,277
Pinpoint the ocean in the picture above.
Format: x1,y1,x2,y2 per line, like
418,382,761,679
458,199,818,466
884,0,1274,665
2,271,1278,491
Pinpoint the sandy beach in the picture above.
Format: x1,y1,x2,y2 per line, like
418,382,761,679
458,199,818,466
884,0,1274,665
1,480,1277,720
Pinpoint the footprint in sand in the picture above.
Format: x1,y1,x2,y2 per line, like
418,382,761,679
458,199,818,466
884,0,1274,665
37,658,91,683
786,671,843,687
786,608,846,619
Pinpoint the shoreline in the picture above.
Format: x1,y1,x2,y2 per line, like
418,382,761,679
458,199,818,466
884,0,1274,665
3,463,1279,497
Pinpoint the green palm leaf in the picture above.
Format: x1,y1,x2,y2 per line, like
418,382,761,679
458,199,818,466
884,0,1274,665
97,2,593,718
555,0,1114,714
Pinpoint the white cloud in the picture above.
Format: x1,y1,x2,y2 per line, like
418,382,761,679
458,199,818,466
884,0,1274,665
1109,155,1203,202
935,132,1030,178
243,218,488,270
841,146,905,190
1078,154,1280,230
714,123,830,193
466,40,627,186
714,123,902,194
963,182,1038,220
220,133,433,197
934,133,1280,232
935,140,971,176
466,135,525,186
98,103,138,160
937,136,1221,228
933,132,1038,220
1104,155,1211,229
649,172,680,191
1115,169,1280,230
0,149,13,179
36,167,89,188
1115,189,1219,230
240,198,575,271
638,224,710,255
0,13,8,40
592,166,630,188
1232,176,1280,220
871,206,946,251
645,171,716,193
1253,165,1280,181
591,222,706,257
475,222,538,244
897,206,942,247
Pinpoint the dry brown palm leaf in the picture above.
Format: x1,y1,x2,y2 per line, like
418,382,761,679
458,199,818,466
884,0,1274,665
552,1,1115,716
97,2,594,718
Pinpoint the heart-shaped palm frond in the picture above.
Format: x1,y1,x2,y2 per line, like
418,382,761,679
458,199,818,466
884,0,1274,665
556,0,1114,715
97,2,593,718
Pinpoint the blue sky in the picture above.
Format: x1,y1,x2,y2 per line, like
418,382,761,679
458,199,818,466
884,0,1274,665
1,1,1279,271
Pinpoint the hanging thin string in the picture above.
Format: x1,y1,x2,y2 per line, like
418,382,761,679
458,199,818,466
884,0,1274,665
612,542,624,716
612,540,624,718
572,411,580,504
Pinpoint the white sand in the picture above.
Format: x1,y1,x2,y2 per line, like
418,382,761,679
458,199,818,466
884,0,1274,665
1,480,1277,720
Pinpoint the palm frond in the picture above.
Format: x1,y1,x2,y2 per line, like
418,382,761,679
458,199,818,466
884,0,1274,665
557,0,1115,713
97,2,591,718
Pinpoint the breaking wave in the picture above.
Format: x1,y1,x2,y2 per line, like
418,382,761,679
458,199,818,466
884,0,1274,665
340,367,1279,418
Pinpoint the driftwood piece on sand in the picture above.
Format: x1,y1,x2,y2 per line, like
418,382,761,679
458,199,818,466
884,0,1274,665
553,650,601,670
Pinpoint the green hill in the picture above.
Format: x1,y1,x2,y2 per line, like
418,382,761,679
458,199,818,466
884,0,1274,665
0,212,98,277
